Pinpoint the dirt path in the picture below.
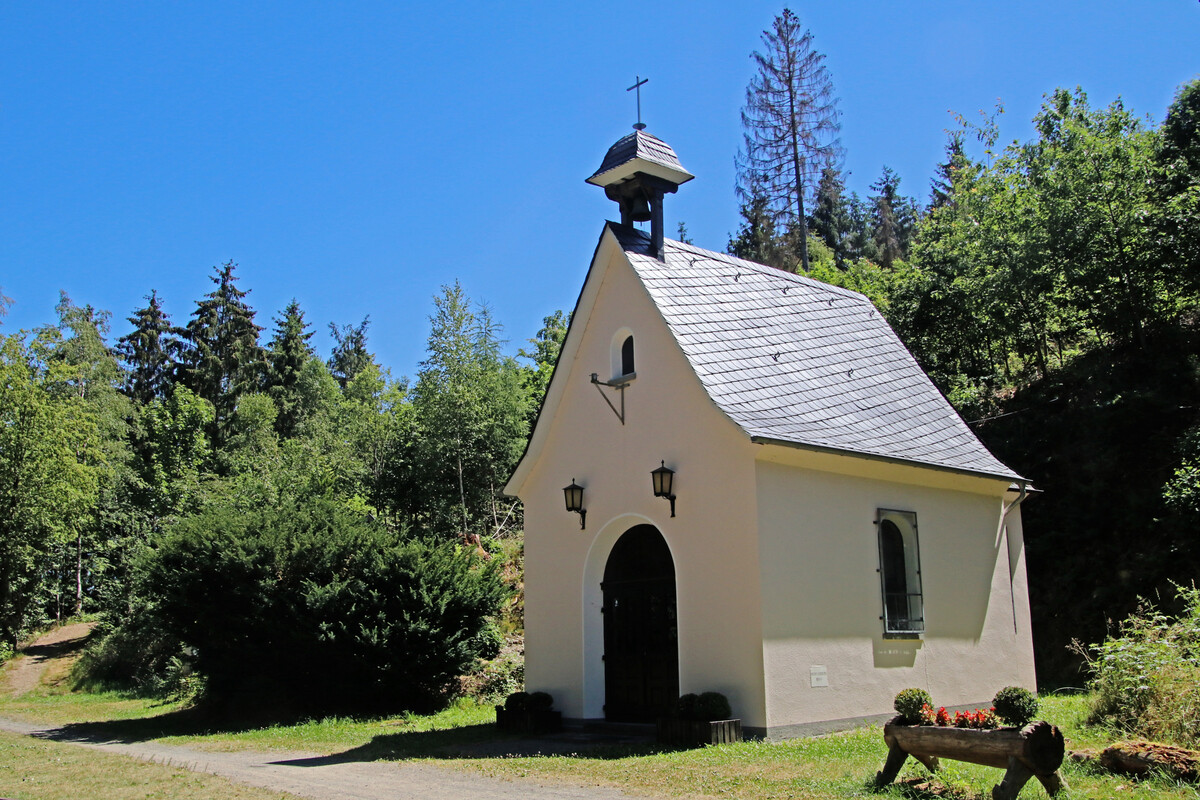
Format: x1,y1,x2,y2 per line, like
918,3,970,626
0,717,635,800
0,626,639,800
3,621,95,696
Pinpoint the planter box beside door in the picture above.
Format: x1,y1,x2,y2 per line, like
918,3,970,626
657,718,743,746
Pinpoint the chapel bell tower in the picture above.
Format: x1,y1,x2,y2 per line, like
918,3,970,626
586,128,693,261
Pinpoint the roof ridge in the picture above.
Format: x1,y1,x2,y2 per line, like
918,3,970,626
608,222,867,303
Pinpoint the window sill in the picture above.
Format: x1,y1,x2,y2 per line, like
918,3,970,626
882,631,923,640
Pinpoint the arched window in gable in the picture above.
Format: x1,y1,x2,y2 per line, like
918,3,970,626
611,328,636,380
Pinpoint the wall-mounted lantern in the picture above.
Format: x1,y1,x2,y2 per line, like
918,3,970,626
563,479,586,529
651,461,676,517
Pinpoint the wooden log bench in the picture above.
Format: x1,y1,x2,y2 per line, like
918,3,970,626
874,720,1068,800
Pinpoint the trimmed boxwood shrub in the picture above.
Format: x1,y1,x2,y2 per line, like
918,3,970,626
676,693,700,719
676,691,732,721
993,686,1039,726
696,691,732,721
894,688,933,724
504,691,530,712
527,691,554,712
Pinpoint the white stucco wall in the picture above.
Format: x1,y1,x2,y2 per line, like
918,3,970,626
515,230,770,728
753,448,1037,735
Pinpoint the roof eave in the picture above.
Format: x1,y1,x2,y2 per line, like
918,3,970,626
585,158,695,188
748,435,1027,486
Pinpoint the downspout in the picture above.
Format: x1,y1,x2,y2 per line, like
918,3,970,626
1001,480,1030,634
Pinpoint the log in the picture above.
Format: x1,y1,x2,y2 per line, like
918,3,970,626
1098,741,1200,782
875,721,1067,800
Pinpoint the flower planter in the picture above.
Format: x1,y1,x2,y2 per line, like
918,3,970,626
656,717,742,747
494,706,562,734
874,720,1067,800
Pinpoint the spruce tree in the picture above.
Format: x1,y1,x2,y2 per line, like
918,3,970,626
266,300,315,439
810,165,852,266
117,291,179,407
178,261,265,448
328,317,373,390
738,8,842,272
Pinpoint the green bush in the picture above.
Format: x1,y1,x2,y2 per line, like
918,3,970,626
676,693,699,719
894,687,933,724
676,692,731,721
504,691,529,712
141,500,509,714
992,686,1039,726
527,691,554,712
1083,585,1200,746
696,691,732,721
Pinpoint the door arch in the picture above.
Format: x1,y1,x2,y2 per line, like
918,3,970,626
601,524,678,721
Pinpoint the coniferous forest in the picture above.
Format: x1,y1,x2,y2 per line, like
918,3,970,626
2,16,1198,712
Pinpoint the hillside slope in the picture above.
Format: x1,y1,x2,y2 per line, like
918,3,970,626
973,323,1200,682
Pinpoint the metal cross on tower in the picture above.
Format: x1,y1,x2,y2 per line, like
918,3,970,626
627,76,648,131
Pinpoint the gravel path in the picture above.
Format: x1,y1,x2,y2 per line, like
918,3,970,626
1,626,643,800
0,717,640,800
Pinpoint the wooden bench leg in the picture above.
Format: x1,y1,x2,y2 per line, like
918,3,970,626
992,756,1033,800
914,754,940,773
874,742,909,787
1036,769,1067,796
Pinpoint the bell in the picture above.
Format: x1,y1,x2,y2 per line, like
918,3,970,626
628,194,652,222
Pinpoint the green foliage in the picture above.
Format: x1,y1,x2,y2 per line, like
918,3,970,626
1163,424,1200,515
0,334,100,644
675,692,699,719
527,691,553,712
696,691,732,721
266,300,316,439
1082,585,1200,746
327,316,373,390
116,291,179,406
517,310,568,424
893,687,933,724
504,690,530,712
461,638,523,702
141,500,508,714
178,261,266,448
403,283,529,538
138,385,214,518
675,692,731,721
992,686,1039,726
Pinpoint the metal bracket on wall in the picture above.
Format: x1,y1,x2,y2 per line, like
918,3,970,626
590,372,634,425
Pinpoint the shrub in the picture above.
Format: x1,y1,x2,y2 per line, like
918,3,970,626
695,692,732,721
504,691,529,712
527,691,554,712
459,635,523,702
676,693,699,719
993,686,1039,726
894,687,933,724
141,500,509,715
1082,585,1200,746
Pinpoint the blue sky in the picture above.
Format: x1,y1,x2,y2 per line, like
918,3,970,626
3,1,1198,379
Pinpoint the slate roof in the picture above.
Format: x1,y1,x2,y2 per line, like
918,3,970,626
611,224,1023,482
587,131,694,186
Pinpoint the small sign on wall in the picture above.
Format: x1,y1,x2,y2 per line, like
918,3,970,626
810,665,828,688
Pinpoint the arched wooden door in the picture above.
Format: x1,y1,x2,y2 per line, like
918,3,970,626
602,525,678,721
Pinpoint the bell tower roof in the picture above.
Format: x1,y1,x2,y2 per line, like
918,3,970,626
586,130,694,190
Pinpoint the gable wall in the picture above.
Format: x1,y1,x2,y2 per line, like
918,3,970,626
519,233,769,727
753,453,1035,736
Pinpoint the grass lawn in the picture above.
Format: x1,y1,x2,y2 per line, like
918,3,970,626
0,729,302,800
4,674,1200,800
